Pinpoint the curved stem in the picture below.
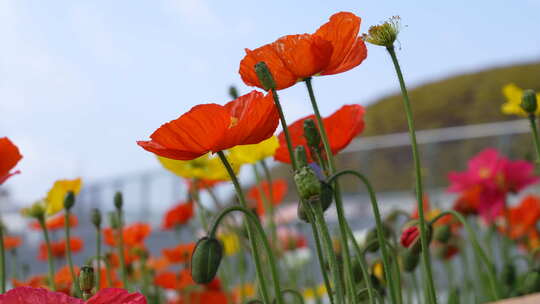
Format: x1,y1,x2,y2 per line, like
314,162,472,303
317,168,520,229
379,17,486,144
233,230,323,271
344,224,375,304
385,45,436,304
328,169,398,303
95,226,102,290
207,204,283,304
528,115,540,163
270,89,297,170
39,217,56,291
304,77,356,303
281,289,305,304
216,151,283,304
430,210,501,300
0,223,5,292
64,210,81,297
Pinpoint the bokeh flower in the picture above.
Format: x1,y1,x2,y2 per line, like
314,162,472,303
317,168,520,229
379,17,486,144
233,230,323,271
239,12,367,90
162,201,194,230
45,178,83,215
501,83,540,117
247,179,288,216
39,238,84,260
103,222,151,247
3,235,22,251
30,213,78,231
138,91,279,160
229,136,279,165
218,233,240,256
0,137,22,185
274,104,365,163
158,153,237,181
162,242,196,263
506,195,540,240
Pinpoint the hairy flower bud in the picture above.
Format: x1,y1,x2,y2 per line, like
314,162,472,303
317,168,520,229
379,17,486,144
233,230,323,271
114,192,123,210
297,181,334,222
79,265,95,294
362,16,401,47
400,221,432,254
64,191,75,210
91,208,102,229
254,62,276,91
294,167,321,202
401,248,420,272
434,225,451,243
191,237,223,284
521,89,538,114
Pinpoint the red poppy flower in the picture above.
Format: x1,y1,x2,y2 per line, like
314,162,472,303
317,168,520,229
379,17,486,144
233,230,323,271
0,287,146,304
162,242,196,264
277,227,308,251
239,12,367,91
506,195,540,239
39,237,84,260
162,201,194,230
247,179,288,216
452,185,481,216
138,91,279,161
12,275,48,289
0,137,22,185
30,213,78,231
170,290,229,304
103,222,151,247
274,104,365,163
86,288,146,304
4,235,22,250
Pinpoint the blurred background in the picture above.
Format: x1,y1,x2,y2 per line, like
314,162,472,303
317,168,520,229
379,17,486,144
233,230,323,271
1,0,539,278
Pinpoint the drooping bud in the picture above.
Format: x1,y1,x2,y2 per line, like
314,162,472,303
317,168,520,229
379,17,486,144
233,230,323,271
79,265,95,299
401,248,420,272
521,89,538,114
400,221,432,254
362,16,401,47
365,224,393,252
91,208,102,229
297,181,334,222
64,191,76,211
191,237,223,284
304,119,322,152
114,192,123,210
228,85,239,99
434,225,451,243
254,62,276,91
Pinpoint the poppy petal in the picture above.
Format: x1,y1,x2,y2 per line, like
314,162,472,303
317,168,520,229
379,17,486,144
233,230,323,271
323,104,365,153
272,34,332,79
0,137,22,185
274,114,315,164
86,288,147,304
138,104,230,160
315,12,367,75
239,45,298,90
0,286,84,304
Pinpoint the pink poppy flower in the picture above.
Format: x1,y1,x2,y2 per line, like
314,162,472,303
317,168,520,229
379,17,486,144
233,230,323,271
0,287,146,304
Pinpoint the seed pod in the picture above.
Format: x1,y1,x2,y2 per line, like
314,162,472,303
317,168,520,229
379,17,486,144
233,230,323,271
191,237,223,284
434,225,451,243
254,62,276,91
64,191,76,210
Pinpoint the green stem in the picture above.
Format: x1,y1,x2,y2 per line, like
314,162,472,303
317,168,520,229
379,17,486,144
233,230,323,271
328,170,398,303
116,209,129,290
281,289,305,304
38,217,56,291
191,186,209,230
207,204,284,304
10,250,19,281
64,211,81,297
260,159,279,246
270,88,297,170
252,164,277,245
309,202,345,304
95,226,102,290
429,210,501,300
385,45,437,304
216,151,283,304
0,224,5,293
528,114,540,163
412,272,421,304
344,224,375,304
304,77,356,304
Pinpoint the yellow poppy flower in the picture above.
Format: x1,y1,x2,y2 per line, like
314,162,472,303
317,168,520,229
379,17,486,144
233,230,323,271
157,153,239,181
229,136,278,165
501,83,540,117
372,260,385,284
218,233,240,256
45,178,82,215
233,283,255,299
303,283,327,299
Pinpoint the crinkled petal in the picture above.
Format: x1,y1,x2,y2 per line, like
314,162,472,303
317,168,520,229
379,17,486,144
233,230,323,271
0,286,84,304
86,288,147,304
239,45,298,90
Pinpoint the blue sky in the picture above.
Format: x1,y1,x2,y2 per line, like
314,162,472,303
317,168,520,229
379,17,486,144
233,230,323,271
2,0,539,203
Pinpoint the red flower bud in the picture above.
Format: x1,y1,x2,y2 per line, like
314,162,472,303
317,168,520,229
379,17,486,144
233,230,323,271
400,226,420,248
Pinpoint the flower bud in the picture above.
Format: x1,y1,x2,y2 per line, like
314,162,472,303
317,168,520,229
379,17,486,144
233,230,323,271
303,119,321,152
362,16,401,47
295,146,309,168
297,181,334,223
521,89,538,114
64,191,75,210
228,85,239,99
191,237,223,284
254,62,276,91
401,248,420,272
434,225,451,243
294,167,321,202
114,192,123,210
91,208,102,229
400,221,432,254
79,265,95,294
21,201,46,220
365,224,393,253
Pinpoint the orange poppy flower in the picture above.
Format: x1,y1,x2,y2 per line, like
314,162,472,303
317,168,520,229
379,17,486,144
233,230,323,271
147,255,171,272
162,242,196,264
171,290,229,304
30,213,78,231
137,91,279,161
4,236,22,251
38,237,84,260
239,12,367,91
96,266,122,289
0,137,22,185
274,104,365,163
154,269,196,290
54,264,80,294
506,195,540,239
162,201,194,230
247,179,288,216
103,222,151,247
12,275,47,289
